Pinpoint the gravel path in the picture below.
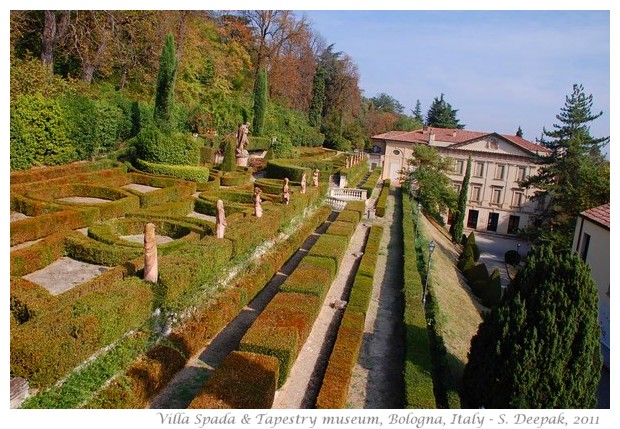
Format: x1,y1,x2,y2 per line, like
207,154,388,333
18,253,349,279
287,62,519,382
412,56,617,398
272,221,370,408
347,186,405,408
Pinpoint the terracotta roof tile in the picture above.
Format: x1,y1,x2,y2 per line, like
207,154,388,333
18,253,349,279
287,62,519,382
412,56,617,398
581,203,610,229
371,127,550,155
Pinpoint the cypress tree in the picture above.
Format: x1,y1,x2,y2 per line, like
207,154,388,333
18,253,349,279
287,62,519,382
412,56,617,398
413,99,424,123
221,138,236,172
252,69,268,136
153,34,178,132
461,245,601,408
309,64,326,127
450,156,471,242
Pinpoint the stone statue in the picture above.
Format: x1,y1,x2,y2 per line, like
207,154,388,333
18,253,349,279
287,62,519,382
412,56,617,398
216,199,227,238
282,178,290,205
300,172,307,194
143,223,158,283
253,187,263,218
236,122,250,155
312,169,320,187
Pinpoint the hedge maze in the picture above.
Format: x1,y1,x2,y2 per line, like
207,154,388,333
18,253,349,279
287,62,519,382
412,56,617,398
10,149,385,409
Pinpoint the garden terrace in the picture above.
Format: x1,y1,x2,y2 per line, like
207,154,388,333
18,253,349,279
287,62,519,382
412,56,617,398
10,159,327,407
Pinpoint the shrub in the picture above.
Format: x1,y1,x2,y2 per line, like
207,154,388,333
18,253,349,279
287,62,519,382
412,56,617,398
133,126,199,166
188,351,278,409
10,93,77,170
134,158,209,182
307,234,349,271
375,179,390,217
505,249,521,266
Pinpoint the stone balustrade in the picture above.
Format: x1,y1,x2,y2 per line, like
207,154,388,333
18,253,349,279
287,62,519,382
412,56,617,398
328,188,367,201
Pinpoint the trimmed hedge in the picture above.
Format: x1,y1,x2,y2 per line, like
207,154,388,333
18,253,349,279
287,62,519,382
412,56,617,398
10,159,121,185
307,234,349,272
239,326,299,388
375,179,390,217
359,168,382,199
134,158,209,182
315,224,383,409
265,160,311,182
10,231,67,277
279,259,333,299
10,277,55,324
189,351,279,409
325,220,356,239
401,192,436,408
10,207,98,246
10,275,154,389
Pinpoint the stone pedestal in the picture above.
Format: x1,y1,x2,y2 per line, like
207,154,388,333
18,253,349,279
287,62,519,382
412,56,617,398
236,151,249,167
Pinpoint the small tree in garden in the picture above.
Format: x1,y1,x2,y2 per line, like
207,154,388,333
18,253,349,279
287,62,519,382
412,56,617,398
450,156,471,243
221,138,236,172
153,34,178,132
252,69,268,136
461,245,601,408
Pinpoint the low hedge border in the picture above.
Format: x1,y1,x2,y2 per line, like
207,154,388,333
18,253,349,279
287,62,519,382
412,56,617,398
402,192,436,408
220,171,252,187
375,179,390,217
339,159,368,188
188,351,279,409
359,168,382,199
315,225,383,409
134,158,210,183
325,220,356,240
10,206,99,246
307,233,350,272
10,231,68,277
86,218,203,248
10,159,120,185
10,277,56,324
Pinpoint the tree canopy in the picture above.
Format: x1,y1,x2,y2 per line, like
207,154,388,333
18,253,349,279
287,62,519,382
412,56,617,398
462,245,601,408
521,84,610,250
425,93,464,129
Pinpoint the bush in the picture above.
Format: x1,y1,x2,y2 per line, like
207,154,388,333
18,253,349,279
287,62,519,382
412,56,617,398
10,93,78,170
133,126,199,166
504,249,521,266
188,351,279,409
375,179,390,217
134,158,209,182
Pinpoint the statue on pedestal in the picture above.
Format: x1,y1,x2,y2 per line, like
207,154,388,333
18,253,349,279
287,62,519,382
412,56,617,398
312,169,320,187
216,199,227,238
144,223,158,283
300,172,307,194
254,187,263,218
236,122,250,155
282,178,290,205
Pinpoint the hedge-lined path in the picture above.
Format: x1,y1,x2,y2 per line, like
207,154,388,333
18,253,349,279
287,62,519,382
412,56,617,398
347,186,405,408
149,210,339,409
272,220,370,408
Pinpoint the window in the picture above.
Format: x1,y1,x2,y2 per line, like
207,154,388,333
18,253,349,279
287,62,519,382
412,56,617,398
512,191,525,207
495,164,505,180
453,159,464,174
453,182,462,193
474,162,484,177
467,210,479,228
516,166,527,182
507,215,520,234
491,188,502,205
392,149,401,155
580,233,591,260
470,185,482,202
487,213,499,232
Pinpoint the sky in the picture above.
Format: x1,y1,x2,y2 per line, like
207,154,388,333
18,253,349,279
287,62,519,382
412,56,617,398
300,10,611,150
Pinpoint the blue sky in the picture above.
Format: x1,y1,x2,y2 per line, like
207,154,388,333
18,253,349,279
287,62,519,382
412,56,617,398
300,10,610,148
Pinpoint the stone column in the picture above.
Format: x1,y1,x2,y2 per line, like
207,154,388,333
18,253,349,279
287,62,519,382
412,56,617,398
144,222,158,283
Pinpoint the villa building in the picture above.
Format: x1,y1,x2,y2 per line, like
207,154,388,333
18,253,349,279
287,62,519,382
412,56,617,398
572,203,610,368
370,127,550,235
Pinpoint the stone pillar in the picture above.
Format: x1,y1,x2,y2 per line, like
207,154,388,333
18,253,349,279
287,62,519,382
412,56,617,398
236,154,249,167
144,222,158,283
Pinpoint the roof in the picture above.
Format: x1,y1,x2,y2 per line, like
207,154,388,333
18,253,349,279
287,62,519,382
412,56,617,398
372,127,550,155
580,203,610,229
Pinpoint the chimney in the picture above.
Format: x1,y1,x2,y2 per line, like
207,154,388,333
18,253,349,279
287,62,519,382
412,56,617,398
452,130,457,137
422,125,429,133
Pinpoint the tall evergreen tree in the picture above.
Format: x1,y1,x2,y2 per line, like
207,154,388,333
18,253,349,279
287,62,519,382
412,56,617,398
412,99,424,123
461,245,601,408
450,156,471,242
308,63,326,127
252,68,268,136
153,33,178,132
521,84,610,249
425,93,464,129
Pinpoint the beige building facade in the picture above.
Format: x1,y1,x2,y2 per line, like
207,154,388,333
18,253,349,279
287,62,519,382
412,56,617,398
572,204,610,368
371,127,550,236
